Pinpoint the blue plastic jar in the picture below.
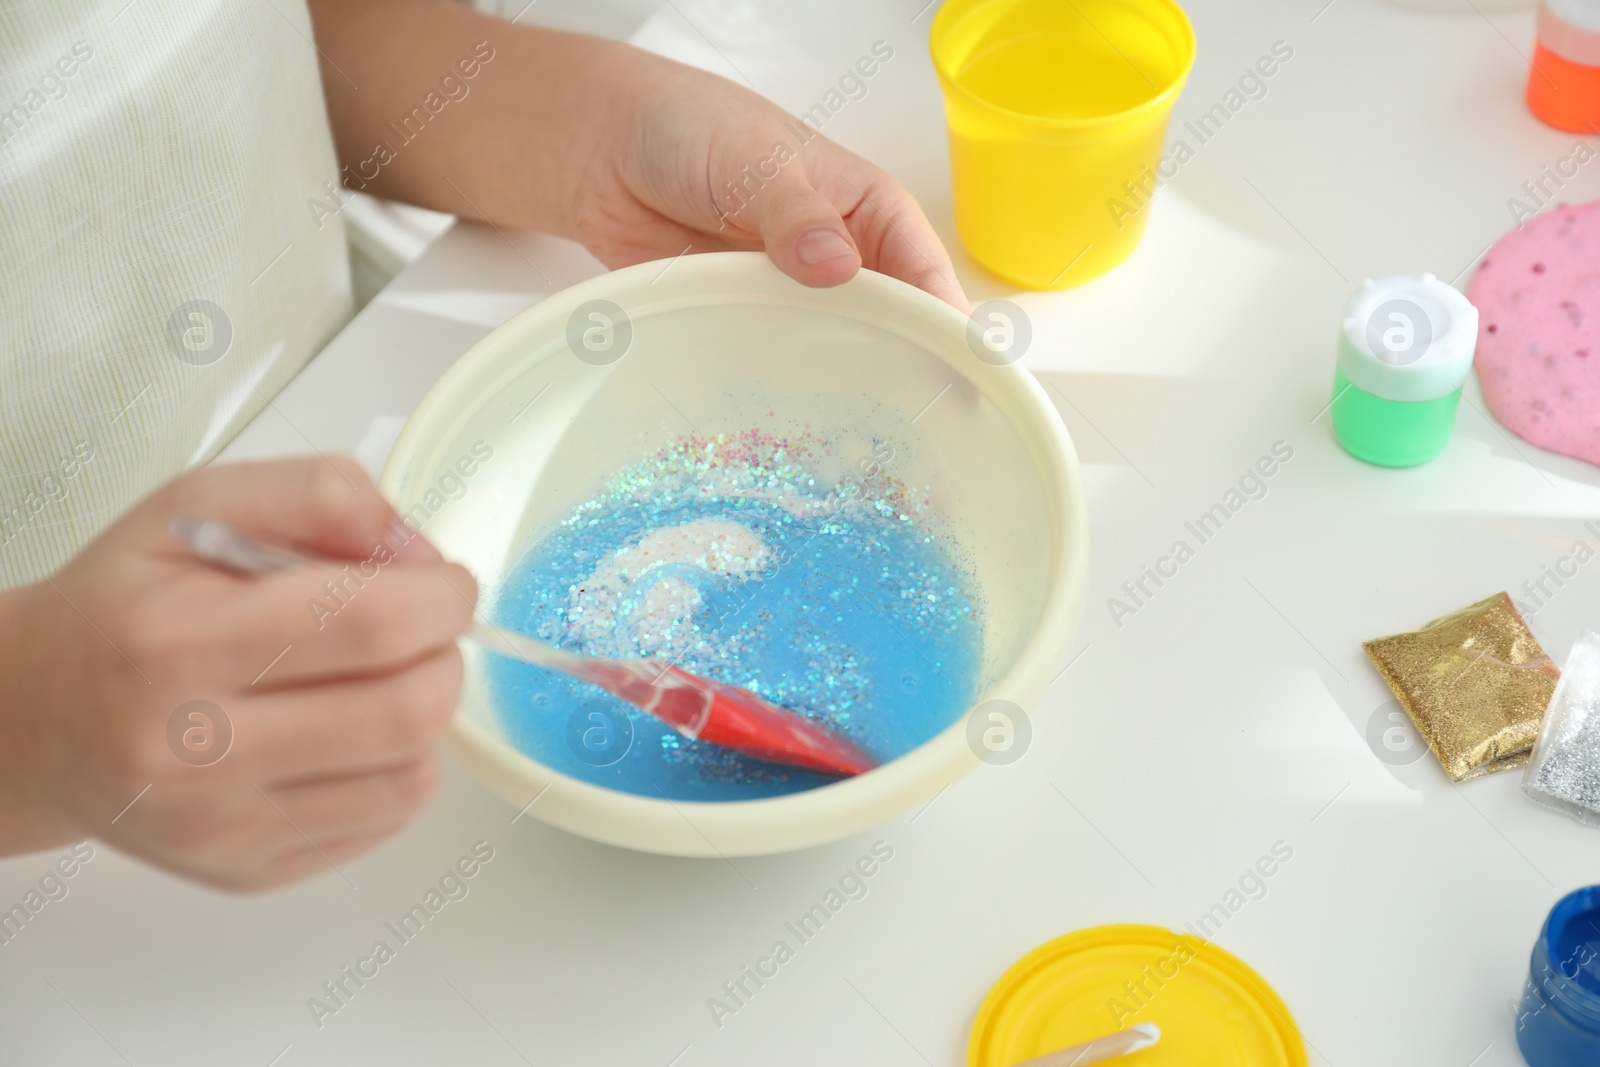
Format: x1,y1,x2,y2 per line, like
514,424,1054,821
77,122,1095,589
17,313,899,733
1517,886,1600,1065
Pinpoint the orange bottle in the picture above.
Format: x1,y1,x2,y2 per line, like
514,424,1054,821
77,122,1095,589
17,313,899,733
1528,0,1600,132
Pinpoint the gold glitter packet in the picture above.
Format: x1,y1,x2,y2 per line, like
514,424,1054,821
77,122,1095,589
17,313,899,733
1363,592,1559,781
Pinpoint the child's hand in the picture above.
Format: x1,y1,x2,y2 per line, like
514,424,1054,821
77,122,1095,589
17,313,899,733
0,459,475,890
307,7,967,309
578,53,970,311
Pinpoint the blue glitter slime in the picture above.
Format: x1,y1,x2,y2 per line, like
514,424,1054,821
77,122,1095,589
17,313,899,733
486,430,983,801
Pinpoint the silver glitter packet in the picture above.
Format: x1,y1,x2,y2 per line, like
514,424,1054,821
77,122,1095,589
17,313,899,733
1524,632,1600,825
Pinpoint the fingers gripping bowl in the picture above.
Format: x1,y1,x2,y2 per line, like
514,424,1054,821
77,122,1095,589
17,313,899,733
380,253,1088,856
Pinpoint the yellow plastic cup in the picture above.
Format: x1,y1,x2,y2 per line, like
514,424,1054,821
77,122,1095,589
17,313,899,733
930,0,1196,289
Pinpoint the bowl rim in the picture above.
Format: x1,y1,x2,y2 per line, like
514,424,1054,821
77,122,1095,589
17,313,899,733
929,0,1197,132
382,251,1089,855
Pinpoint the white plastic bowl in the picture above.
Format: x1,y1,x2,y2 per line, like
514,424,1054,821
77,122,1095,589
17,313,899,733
381,252,1087,856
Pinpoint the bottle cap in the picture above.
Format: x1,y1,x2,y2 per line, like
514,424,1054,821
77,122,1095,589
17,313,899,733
1540,0,1600,66
1336,274,1478,403
966,924,1308,1067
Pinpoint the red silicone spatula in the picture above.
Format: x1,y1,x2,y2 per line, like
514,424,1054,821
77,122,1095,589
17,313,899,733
170,517,877,778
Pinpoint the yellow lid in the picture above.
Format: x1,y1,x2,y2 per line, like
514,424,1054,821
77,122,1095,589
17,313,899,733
968,925,1308,1067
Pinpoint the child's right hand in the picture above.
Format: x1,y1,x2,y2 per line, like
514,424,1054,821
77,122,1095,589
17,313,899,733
0,458,476,890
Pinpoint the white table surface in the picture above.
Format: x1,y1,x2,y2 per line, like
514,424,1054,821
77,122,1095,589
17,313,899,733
7,0,1600,1064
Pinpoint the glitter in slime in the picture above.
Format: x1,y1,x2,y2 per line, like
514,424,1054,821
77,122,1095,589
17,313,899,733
487,430,983,801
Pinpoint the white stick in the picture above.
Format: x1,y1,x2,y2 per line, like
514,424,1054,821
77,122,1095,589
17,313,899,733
466,619,588,674
1010,1023,1161,1067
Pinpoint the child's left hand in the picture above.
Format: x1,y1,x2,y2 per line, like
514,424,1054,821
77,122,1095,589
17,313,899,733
574,49,970,311
308,6,969,311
